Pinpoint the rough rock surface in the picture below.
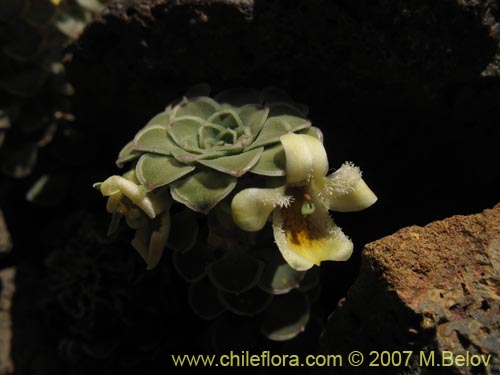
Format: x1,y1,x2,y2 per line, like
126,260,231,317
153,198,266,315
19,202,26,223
0,269,14,375
0,211,13,374
321,203,500,374
0,210,11,255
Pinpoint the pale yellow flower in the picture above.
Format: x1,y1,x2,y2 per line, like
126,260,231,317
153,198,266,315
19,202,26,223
231,133,377,270
95,171,172,269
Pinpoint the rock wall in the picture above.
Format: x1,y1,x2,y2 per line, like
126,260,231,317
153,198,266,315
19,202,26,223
321,203,500,374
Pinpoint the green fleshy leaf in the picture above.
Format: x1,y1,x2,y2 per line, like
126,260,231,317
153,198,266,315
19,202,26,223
206,109,243,129
115,141,141,168
249,144,286,176
198,147,263,177
188,278,226,320
260,291,310,341
218,287,273,317
135,154,195,191
170,170,236,214
258,258,305,295
167,209,199,253
173,97,219,119
237,104,269,141
167,116,204,150
144,111,171,128
247,115,311,150
132,125,176,155
198,123,223,148
170,147,227,165
214,88,261,107
209,141,245,154
106,213,122,238
207,253,264,294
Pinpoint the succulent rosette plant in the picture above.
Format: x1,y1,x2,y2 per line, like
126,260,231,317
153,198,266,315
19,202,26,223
94,85,377,340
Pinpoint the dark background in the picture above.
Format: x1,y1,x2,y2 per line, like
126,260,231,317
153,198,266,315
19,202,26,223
1,0,499,373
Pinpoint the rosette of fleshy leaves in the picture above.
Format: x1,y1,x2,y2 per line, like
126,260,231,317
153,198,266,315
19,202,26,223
0,0,109,181
95,84,317,269
95,85,377,342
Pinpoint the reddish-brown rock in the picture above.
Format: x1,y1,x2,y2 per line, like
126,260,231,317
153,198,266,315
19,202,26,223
321,204,500,374
0,209,13,374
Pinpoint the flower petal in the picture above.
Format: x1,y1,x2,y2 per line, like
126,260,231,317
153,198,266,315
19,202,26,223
272,193,353,271
105,192,122,213
131,210,171,269
147,211,171,269
280,133,328,185
298,126,323,142
99,175,156,218
131,225,150,262
231,187,286,232
318,162,377,212
124,207,149,229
